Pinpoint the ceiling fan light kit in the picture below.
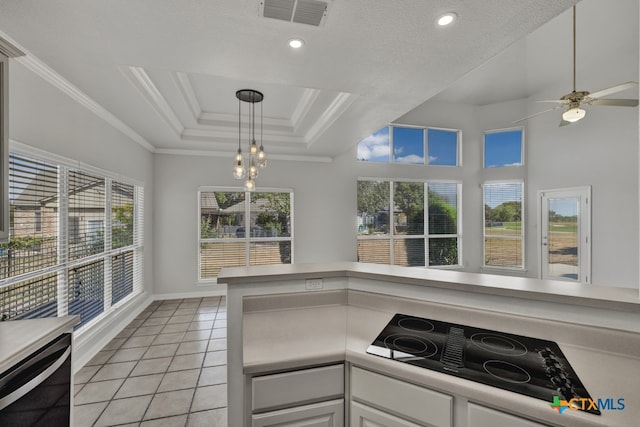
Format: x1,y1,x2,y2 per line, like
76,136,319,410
514,5,638,126
562,106,586,123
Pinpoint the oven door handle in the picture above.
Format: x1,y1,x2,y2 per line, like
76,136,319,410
0,346,71,411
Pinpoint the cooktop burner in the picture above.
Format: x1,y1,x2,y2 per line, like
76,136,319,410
366,313,600,415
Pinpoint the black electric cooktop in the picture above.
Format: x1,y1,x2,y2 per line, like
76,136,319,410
366,313,600,415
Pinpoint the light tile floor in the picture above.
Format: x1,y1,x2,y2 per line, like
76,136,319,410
73,296,227,427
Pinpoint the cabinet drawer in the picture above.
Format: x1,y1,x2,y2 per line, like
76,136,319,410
468,403,550,427
351,401,423,427
351,367,452,427
252,398,344,427
252,364,344,412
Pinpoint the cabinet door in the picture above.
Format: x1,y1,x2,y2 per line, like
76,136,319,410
252,398,344,427
468,403,550,427
351,367,452,427
350,401,423,427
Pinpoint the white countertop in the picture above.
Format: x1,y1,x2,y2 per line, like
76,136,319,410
239,290,640,427
220,262,640,313
0,316,79,373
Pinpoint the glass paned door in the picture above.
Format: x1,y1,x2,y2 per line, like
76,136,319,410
540,188,590,283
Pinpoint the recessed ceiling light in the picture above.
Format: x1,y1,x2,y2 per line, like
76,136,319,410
437,12,457,27
288,38,304,49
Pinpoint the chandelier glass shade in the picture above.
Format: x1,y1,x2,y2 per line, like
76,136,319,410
233,89,266,191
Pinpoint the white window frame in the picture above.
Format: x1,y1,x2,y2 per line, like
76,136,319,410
0,141,144,331
357,124,461,166
482,180,525,271
356,178,462,268
197,187,294,283
483,127,525,169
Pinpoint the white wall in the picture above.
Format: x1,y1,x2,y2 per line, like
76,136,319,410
153,90,638,295
399,96,639,288
8,61,155,293
152,153,357,295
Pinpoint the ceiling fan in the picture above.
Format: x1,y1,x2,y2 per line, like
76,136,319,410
514,4,638,126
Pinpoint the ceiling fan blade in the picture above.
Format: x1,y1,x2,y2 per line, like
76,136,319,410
589,98,639,107
588,81,638,99
512,106,563,124
536,99,568,104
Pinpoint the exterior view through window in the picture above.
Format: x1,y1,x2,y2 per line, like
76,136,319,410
483,182,524,269
357,180,460,267
0,151,144,329
357,125,460,166
484,128,523,168
199,189,293,281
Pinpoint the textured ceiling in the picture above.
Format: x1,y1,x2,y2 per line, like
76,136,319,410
0,0,588,159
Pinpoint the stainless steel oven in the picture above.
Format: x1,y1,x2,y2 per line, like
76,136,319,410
0,333,72,426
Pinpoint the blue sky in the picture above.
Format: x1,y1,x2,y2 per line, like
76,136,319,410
357,126,458,165
549,198,579,217
484,129,523,168
356,126,390,162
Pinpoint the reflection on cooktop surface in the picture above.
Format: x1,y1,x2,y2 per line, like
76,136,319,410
366,313,600,415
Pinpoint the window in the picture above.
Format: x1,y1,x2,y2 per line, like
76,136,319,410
357,126,390,162
0,150,144,328
428,129,459,166
199,189,293,281
393,127,424,164
483,181,524,269
357,179,460,267
484,128,523,168
358,125,460,166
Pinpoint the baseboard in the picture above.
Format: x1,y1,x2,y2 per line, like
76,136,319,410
72,291,153,373
153,288,227,301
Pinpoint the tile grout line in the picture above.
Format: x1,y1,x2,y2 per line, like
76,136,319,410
73,296,226,426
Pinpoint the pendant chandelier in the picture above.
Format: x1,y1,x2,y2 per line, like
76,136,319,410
233,89,267,191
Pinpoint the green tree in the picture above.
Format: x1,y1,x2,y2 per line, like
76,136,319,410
357,181,389,217
112,202,134,248
428,192,458,265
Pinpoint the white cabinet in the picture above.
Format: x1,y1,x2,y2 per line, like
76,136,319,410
467,403,550,427
252,399,344,427
350,366,453,427
251,364,344,427
351,401,424,427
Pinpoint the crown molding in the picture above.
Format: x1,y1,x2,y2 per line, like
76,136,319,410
0,35,24,57
173,71,201,121
121,66,184,136
305,92,358,145
0,30,156,153
290,88,320,133
154,147,333,163
181,128,306,146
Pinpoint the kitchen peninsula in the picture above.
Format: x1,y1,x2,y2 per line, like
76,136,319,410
220,262,640,427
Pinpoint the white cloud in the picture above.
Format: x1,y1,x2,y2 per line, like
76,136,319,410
357,129,390,160
394,154,424,164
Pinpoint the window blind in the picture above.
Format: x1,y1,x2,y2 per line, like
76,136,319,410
198,190,293,280
67,169,105,261
0,150,144,329
68,260,104,327
483,182,524,268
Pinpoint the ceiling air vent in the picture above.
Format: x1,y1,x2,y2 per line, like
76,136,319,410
261,0,329,27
